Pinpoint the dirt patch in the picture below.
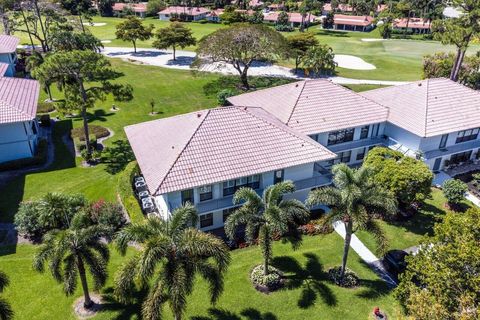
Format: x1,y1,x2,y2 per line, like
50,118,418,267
73,294,103,319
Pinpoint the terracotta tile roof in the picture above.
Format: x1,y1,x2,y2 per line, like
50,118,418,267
0,35,19,54
323,3,353,12
112,2,147,12
360,78,480,137
393,18,431,29
0,77,40,124
158,6,210,15
263,12,317,23
228,80,388,135
333,14,374,27
0,63,8,77
125,106,335,195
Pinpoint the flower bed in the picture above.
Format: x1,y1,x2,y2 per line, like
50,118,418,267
327,266,359,288
71,125,110,141
454,170,480,198
250,265,284,293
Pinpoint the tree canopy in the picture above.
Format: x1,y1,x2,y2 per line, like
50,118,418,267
196,23,288,89
152,22,196,60
301,44,336,76
395,208,480,319
363,147,433,207
115,16,154,53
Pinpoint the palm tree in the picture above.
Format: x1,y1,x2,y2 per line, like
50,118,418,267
225,181,310,276
0,271,13,320
307,164,397,280
114,204,230,320
33,213,109,309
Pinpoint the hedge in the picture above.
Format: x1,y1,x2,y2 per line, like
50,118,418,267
117,160,144,223
36,102,56,114
71,125,110,141
0,138,48,171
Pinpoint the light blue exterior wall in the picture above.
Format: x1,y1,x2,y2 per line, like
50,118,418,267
384,123,422,152
0,120,39,163
0,52,17,77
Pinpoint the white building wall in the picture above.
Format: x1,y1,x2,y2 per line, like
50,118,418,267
385,123,422,151
0,121,37,163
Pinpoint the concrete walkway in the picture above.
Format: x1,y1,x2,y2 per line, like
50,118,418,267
101,47,408,86
333,221,398,288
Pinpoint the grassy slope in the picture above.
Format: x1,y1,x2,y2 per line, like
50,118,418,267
0,234,401,320
0,60,218,222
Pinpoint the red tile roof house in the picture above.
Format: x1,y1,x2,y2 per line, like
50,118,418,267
0,35,19,77
112,2,148,18
0,77,41,163
333,14,374,31
263,11,318,27
322,3,387,15
158,6,210,21
125,78,480,230
393,18,432,34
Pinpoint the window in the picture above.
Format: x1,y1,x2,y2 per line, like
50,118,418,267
360,125,369,139
309,134,319,142
356,147,366,161
223,180,235,196
327,128,354,146
223,175,261,196
273,170,284,184
456,128,479,144
247,175,260,189
449,151,472,165
200,213,213,228
439,134,448,149
199,185,212,202
339,150,351,163
223,207,238,222
371,124,380,137
181,189,194,204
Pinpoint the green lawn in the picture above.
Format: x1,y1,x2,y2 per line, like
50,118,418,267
0,234,401,319
356,188,473,253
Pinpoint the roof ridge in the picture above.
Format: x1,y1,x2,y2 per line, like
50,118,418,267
286,80,307,124
153,109,211,195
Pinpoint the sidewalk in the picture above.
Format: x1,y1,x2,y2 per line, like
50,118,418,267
333,221,398,288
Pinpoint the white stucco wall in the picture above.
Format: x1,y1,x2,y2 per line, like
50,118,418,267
385,123,422,151
0,121,37,163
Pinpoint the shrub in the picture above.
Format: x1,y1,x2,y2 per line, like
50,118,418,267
442,179,467,205
275,24,294,32
117,161,144,223
74,134,97,153
84,199,126,237
71,125,109,141
0,138,48,171
217,89,236,106
327,266,359,287
250,265,283,290
298,216,333,235
37,101,56,114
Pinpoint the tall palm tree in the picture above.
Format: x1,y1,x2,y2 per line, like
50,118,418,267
225,181,310,276
0,271,13,320
33,213,109,309
114,204,230,320
307,164,397,280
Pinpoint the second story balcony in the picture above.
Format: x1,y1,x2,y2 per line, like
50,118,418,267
327,136,387,153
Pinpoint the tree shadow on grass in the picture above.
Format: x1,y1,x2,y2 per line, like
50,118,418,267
191,307,278,320
272,253,337,308
101,140,135,174
99,287,146,320
355,259,394,299
69,109,115,123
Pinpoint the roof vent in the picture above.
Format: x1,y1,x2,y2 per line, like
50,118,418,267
295,83,299,87
197,113,202,118
418,83,422,86
171,146,175,149
244,106,248,110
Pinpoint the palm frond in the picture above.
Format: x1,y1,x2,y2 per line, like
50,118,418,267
0,272,9,294
196,262,224,304
81,248,108,291
233,187,262,207
114,256,140,303
264,206,288,235
278,199,310,224
306,186,342,207
162,263,188,319
137,236,170,285
364,219,389,256
115,220,160,255
258,225,273,263
168,203,199,235
224,206,258,240
141,277,167,320
264,180,295,206
63,253,78,295
88,241,110,263
0,297,13,320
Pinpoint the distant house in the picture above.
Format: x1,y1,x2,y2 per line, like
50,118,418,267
0,35,19,77
249,0,264,8
263,12,317,27
333,14,374,32
158,6,210,21
0,77,40,163
207,8,224,22
322,3,387,15
393,18,431,33
267,3,285,11
112,2,148,18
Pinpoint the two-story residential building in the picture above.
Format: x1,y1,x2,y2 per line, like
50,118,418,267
0,35,19,77
125,106,336,231
0,77,41,163
361,78,480,172
158,6,210,21
227,80,389,171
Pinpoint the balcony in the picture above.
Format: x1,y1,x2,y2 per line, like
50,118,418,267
423,139,480,160
327,136,387,153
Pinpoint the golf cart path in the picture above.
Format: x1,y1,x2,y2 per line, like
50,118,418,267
333,221,398,287
101,47,407,86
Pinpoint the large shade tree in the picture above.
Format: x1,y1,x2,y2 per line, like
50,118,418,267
114,204,230,320
196,23,288,89
307,164,397,280
115,16,154,53
33,213,110,309
225,181,310,276
287,32,319,71
395,208,480,319
0,271,13,320
152,22,196,61
31,50,133,158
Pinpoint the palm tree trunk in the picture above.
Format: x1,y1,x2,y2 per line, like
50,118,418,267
450,48,466,82
77,257,93,309
340,220,353,279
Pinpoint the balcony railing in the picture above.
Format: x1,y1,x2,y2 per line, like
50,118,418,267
327,136,387,153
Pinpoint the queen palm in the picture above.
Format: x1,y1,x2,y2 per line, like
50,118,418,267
33,213,109,309
225,181,310,276
0,271,13,320
307,164,397,280
114,204,230,320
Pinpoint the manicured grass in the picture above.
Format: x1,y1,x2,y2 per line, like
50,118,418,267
356,188,473,253
0,234,401,319
342,84,387,92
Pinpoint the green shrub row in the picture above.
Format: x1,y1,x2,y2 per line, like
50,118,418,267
36,101,56,114
117,160,144,223
0,138,48,171
71,125,110,141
